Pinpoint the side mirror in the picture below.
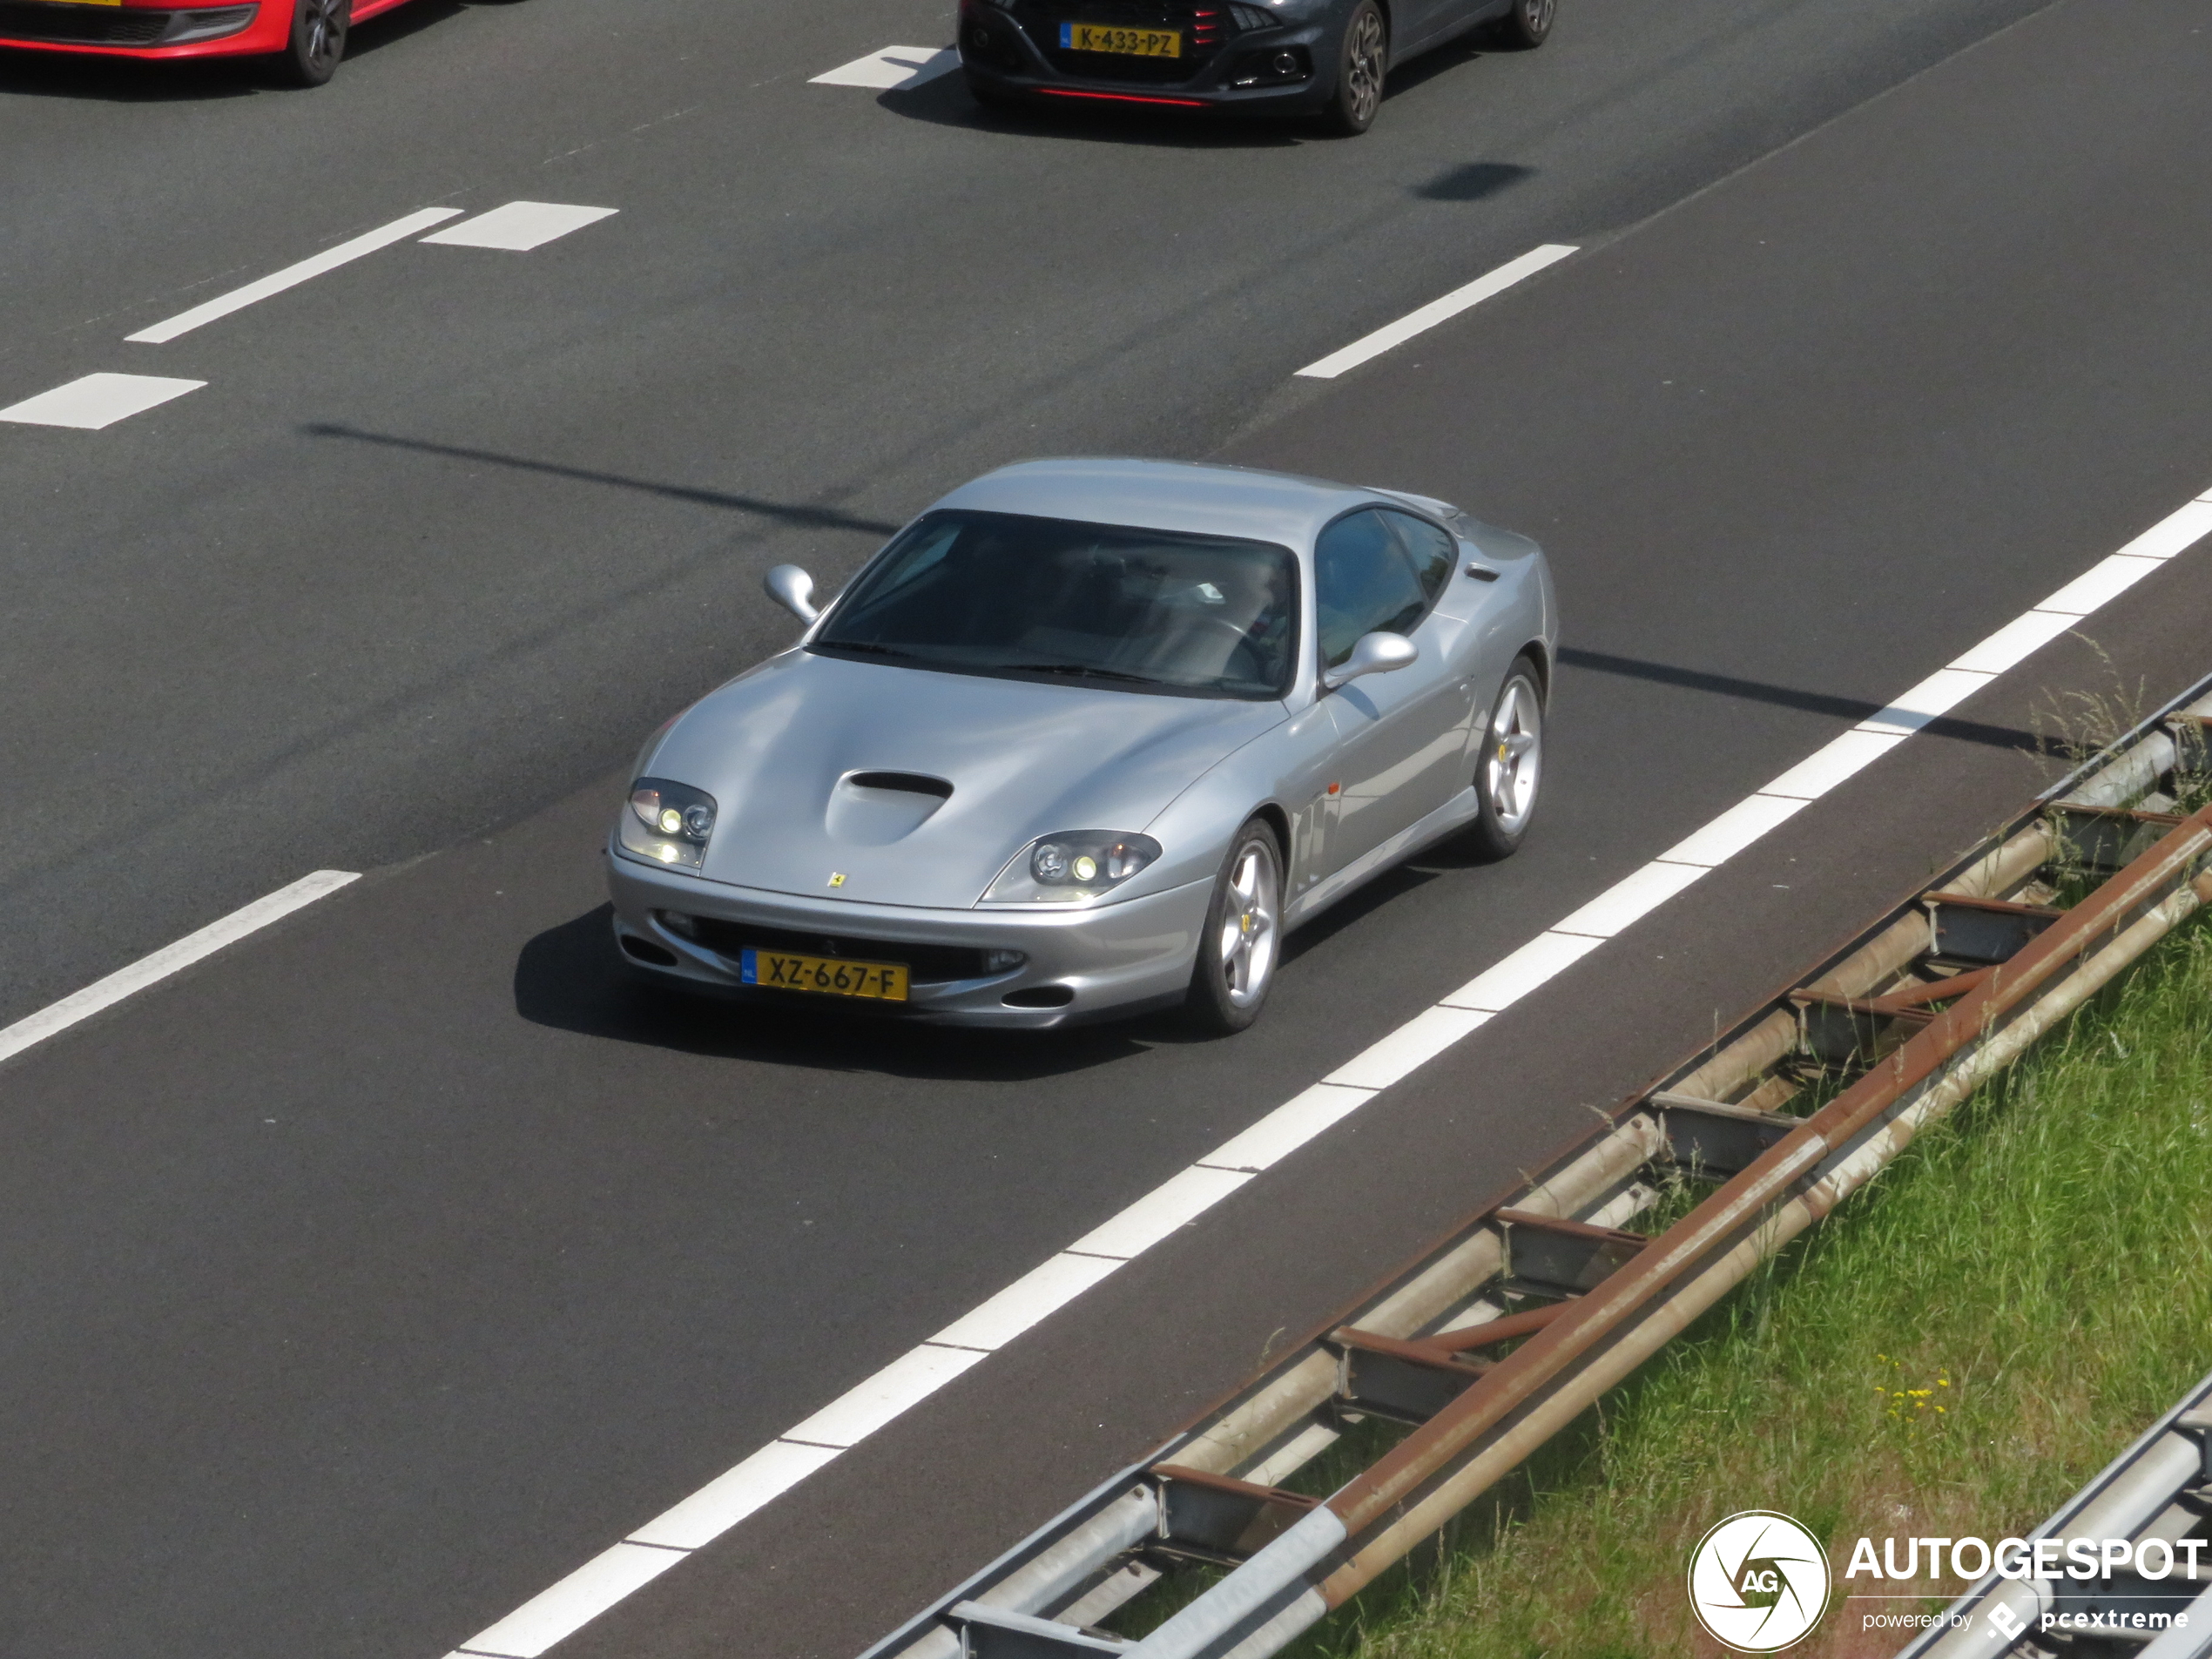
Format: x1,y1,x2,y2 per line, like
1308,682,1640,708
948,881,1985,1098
1321,631,1418,691
765,564,819,624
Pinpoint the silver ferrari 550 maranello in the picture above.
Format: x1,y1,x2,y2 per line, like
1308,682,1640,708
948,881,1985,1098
606,457,1556,1032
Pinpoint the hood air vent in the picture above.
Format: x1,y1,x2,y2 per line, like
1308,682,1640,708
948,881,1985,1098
846,772,954,799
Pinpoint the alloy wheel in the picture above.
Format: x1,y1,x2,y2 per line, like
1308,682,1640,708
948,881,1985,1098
1216,839,1281,1008
1520,0,1556,33
1341,8,1384,128
1484,677,1542,834
299,0,346,76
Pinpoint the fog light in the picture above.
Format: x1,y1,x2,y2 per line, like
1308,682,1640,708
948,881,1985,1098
983,948,1028,974
1271,50,1297,72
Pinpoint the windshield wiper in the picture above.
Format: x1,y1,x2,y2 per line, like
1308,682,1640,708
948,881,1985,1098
817,641,920,660
1001,662,1170,685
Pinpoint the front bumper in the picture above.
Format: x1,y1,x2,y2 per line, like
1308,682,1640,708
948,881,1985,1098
957,0,1339,113
606,846,1213,1028
0,0,279,58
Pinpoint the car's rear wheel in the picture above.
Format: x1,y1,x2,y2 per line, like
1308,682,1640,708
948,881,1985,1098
276,0,349,86
1464,655,1544,860
1492,0,1555,48
1185,819,1284,1034
1320,0,1386,136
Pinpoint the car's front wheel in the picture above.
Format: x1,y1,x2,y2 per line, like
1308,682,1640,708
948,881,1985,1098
1185,818,1284,1034
276,0,349,86
1492,0,1555,48
1464,654,1545,860
1320,0,1386,136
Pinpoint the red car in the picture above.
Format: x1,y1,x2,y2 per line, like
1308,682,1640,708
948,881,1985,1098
0,0,384,85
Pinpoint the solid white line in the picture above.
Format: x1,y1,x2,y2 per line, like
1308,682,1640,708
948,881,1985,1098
1758,728,1906,800
1951,610,2079,676
1324,1005,1493,1091
451,1541,687,1659
125,207,462,344
421,202,617,252
1067,1165,1254,1259
1294,244,1578,380
428,482,2212,1658
624,1440,841,1551
810,45,958,89
1551,859,1709,940
1437,929,1604,1012
0,871,359,1068
0,372,206,430
779,1344,986,1449
2037,554,2165,617
929,1252,1126,1352
1659,792,1811,867
1196,1082,1375,1173
1856,666,1996,736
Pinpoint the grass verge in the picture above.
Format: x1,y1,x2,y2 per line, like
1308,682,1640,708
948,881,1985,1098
1268,912,2212,1659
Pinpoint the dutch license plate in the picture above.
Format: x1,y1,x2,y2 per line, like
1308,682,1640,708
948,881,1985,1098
740,948,910,1001
1060,22,1181,55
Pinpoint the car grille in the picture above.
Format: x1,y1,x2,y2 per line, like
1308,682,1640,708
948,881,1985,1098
1024,0,1243,84
0,2,252,44
661,914,1016,987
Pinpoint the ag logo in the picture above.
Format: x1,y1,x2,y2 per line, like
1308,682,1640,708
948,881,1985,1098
1686,1511,1831,1651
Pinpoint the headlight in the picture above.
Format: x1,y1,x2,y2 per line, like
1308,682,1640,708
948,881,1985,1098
982,831,1162,905
618,778,718,872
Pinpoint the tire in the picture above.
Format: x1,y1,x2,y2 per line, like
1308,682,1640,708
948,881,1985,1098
1491,0,1554,48
1184,819,1285,1035
1463,655,1545,860
276,0,349,86
965,73,1021,113
1320,0,1386,136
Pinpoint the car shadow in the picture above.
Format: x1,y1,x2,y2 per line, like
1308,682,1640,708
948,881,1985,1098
514,903,1215,1081
877,63,1307,147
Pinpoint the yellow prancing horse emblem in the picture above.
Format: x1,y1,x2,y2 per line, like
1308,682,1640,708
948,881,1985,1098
827,872,847,887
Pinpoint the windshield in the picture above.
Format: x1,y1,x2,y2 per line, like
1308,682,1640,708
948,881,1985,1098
811,509,1300,699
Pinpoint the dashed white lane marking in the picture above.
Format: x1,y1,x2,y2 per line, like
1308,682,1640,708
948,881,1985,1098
0,872,358,1068
811,45,959,89
125,206,462,344
433,480,2212,1659
1294,243,1580,379
421,202,618,252
0,372,206,430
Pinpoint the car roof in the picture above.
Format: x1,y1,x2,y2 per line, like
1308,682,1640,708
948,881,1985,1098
927,457,1410,551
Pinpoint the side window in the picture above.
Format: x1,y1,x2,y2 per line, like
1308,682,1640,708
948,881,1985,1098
1380,510,1457,604
1313,509,1428,667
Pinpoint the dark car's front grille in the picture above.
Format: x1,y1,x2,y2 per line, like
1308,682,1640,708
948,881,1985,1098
661,914,1018,987
1023,0,1244,84
0,2,253,44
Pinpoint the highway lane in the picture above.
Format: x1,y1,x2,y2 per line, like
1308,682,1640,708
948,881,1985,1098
6,3,2212,1658
0,0,2057,1031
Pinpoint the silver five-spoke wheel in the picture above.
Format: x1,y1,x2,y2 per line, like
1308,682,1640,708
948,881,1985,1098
1467,658,1545,860
1188,819,1284,1033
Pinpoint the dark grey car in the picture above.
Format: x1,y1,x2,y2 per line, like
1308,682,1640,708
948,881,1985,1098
957,0,1554,133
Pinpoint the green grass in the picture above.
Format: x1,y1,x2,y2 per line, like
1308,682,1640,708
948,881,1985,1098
1265,912,2212,1659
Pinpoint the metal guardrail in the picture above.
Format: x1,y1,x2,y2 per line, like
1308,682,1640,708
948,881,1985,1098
1898,1369,2212,1658
863,684,2212,1659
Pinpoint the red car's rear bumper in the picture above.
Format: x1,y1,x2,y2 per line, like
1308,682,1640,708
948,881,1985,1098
0,0,287,60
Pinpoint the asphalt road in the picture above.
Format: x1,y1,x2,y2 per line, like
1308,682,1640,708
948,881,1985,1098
4,0,2212,1656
